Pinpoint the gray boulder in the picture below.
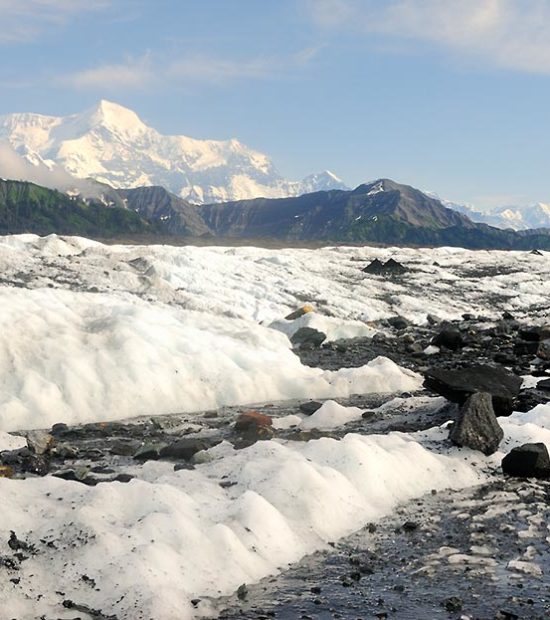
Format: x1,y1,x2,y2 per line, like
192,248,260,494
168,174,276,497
290,327,326,350
449,392,503,455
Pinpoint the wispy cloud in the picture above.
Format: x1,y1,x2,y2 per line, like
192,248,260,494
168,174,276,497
60,55,154,91
0,0,111,43
60,47,322,92
307,0,550,75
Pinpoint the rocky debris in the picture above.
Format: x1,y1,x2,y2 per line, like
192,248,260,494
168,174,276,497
363,258,407,276
298,401,323,415
285,305,314,320
290,326,326,350
234,411,274,442
536,377,550,391
501,443,550,479
159,438,219,461
431,327,463,351
449,392,503,455
424,365,522,416
0,447,50,476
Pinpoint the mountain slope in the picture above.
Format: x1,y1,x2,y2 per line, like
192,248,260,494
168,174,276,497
201,178,550,249
119,186,212,236
0,180,157,237
0,100,347,204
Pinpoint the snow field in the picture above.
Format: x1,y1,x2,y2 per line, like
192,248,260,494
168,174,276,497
1,404,550,619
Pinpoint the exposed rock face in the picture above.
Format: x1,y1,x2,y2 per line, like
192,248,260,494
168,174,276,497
424,365,522,416
449,392,503,455
501,443,550,479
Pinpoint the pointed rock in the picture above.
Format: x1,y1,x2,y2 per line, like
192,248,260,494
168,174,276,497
449,392,503,455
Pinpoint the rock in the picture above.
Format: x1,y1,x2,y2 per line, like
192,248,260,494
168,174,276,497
234,411,273,441
133,444,163,461
536,377,550,391
444,597,463,612
502,311,515,320
387,316,409,330
159,438,216,461
536,339,550,360
449,392,503,455
24,430,54,455
518,327,541,342
50,423,69,437
290,327,326,350
285,305,314,320
501,443,550,479
236,584,248,600
0,465,14,478
432,327,463,351
539,324,550,340
530,249,543,256
426,314,439,325
362,258,406,275
384,258,407,274
362,258,385,274
298,401,323,415
513,340,539,356
1,447,50,476
424,364,522,416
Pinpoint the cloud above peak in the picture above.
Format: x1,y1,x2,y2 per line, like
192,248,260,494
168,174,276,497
307,0,550,75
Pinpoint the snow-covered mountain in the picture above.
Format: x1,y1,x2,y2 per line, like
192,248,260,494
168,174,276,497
0,100,347,203
426,192,550,231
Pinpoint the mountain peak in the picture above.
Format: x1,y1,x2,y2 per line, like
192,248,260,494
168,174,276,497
78,99,146,134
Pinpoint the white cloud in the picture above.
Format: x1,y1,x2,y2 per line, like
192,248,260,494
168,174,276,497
61,55,154,91
307,0,550,74
60,47,322,92
0,0,110,43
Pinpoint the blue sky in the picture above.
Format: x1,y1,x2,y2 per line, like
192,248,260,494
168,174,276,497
1,0,549,208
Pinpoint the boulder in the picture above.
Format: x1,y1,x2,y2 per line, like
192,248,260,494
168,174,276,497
424,365,522,416
501,443,550,479
299,401,323,416
518,327,541,342
285,305,314,321
234,411,274,441
449,392,503,455
432,328,463,351
387,316,409,330
362,259,385,274
159,438,217,461
536,377,550,391
290,327,326,350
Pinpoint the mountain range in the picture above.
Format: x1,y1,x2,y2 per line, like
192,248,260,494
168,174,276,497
0,100,347,204
2,176,550,250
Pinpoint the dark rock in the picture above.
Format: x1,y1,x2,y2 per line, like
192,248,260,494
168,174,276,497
518,327,541,342
387,316,409,330
424,365,522,416
1,447,50,476
402,521,418,532
384,258,407,274
502,311,515,320
237,584,248,600
298,401,323,416
501,443,550,479
159,438,216,461
513,340,539,356
114,473,134,483
449,392,503,455
530,249,543,256
432,327,463,351
536,377,550,391
462,313,475,321
362,258,385,274
444,596,463,612
290,327,326,350
426,314,439,325
50,423,69,437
